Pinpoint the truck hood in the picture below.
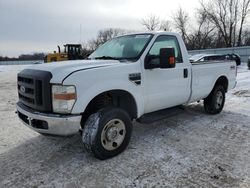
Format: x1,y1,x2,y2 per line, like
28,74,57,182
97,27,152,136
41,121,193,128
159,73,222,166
27,59,121,83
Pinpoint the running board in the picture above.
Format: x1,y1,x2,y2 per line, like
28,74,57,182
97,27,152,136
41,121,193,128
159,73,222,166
137,106,185,124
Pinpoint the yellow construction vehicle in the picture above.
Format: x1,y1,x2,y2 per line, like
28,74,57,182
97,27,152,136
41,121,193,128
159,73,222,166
44,44,84,63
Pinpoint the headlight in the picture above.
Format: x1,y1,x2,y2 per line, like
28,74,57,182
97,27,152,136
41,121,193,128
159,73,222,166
52,85,76,114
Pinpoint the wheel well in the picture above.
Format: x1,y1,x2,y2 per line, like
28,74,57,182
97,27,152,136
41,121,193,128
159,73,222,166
214,76,228,92
81,90,137,127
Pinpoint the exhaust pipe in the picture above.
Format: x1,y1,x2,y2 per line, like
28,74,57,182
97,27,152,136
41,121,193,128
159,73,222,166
57,45,61,53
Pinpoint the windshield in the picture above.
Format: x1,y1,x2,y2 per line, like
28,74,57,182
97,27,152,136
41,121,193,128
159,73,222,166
89,34,153,61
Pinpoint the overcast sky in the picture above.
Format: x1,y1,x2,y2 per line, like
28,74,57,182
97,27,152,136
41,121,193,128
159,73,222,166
0,0,200,57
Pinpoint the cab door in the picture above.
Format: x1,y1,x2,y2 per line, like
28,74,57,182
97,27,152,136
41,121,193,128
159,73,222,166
143,35,191,113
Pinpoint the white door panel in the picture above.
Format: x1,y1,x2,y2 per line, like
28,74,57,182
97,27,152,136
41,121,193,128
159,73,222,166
143,35,191,113
144,64,190,113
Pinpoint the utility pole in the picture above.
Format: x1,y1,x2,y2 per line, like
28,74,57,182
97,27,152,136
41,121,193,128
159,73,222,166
80,24,82,43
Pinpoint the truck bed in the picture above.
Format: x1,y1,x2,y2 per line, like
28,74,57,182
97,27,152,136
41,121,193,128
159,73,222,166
189,60,236,103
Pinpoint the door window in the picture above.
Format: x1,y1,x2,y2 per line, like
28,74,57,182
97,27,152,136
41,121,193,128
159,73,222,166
148,35,183,65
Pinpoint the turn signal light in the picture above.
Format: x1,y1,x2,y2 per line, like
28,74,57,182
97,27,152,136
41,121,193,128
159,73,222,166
53,93,76,100
169,56,175,65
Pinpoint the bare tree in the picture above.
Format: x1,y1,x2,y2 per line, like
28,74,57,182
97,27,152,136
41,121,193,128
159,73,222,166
96,28,126,44
87,28,126,50
81,42,94,57
242,29,250,45
141,15,160,31
159,20,172,31
188,8,216,49
173,7,189,43
200,0,250,47
201,0,230,47
237,0,250,45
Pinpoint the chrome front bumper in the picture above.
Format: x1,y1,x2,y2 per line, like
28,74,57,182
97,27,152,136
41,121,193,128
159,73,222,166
16,102,81,136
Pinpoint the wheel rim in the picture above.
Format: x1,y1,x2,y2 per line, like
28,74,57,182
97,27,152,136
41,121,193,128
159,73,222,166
101,119,126,151
215,90,223,109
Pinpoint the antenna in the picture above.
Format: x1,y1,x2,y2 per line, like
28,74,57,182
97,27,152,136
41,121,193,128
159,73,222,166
80,24,82,43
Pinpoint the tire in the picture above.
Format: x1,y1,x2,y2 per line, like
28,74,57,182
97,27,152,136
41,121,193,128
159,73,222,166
204,85,225,114
82,107,132,160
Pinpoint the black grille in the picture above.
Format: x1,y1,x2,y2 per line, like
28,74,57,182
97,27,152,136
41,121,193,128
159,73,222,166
17,69,52,112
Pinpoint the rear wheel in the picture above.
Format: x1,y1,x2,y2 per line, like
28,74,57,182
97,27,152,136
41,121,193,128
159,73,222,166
82,107,132,160
204,85,225,114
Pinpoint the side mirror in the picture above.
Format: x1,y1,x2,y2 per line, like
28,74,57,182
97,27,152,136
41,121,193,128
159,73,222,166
144,55,159,69
159,48,176,68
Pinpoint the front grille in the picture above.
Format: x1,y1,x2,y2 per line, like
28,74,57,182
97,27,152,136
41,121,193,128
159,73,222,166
19,93,35,104
18,76,34,84
17,69,52,112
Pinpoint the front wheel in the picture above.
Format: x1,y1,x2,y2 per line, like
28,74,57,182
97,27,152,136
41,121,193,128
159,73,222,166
204,85,225,114
82,107,132,160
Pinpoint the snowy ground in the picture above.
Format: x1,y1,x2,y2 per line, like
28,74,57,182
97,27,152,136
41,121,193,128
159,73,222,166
0,64,250,188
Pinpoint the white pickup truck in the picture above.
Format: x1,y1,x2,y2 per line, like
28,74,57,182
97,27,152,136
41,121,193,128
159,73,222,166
16,32,237,159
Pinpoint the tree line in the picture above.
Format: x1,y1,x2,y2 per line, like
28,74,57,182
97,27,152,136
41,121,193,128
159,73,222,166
0,53,45,61
83,0,250,52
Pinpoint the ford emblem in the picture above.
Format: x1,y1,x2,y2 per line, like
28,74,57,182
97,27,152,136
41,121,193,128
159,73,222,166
20,86,26,93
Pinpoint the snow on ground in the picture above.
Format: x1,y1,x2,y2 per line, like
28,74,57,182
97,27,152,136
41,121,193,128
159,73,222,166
0,64,250,188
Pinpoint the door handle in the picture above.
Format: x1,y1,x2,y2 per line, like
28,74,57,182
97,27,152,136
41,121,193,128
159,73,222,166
184,68,188,78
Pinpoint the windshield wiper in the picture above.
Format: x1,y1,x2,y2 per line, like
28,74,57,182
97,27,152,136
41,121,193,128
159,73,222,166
94,56,119,60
